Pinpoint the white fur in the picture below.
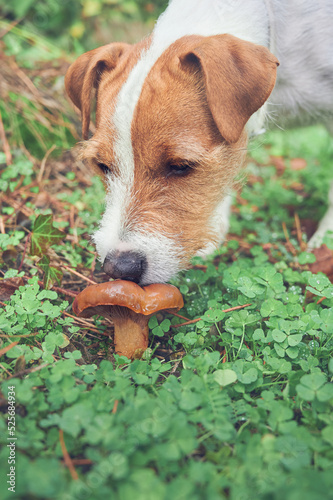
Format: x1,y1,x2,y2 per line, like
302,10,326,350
92,176,130,254
197,194,233,257
269,1,333,126
155,0,269,46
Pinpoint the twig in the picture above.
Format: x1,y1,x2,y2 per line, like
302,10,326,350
0,216,5,234
17,181,39,194
37,144,57,184
9,58,40,98
282,222,297,256
72,242,96,256
59,430,79,481
5,363,49,380
171,317,203,328
62,458,93,466
0,332,39,338
0,18,22,39
112,400,119,414
21,277,78,299
2,194,33,217
170,359,182,374
221,303,252,313
294,213,307,251
61,265,97,285
0,362,12,376
0,341,19,357
62,311,107,334
3,199,32,224
166,310,191,321
50,286,78,299
171,303,252,329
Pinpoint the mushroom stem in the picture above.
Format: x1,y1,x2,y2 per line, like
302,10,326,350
72,280,184,360
112,311,149,359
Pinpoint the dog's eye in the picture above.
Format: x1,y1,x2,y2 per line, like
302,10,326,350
166,163,193,177
97,162,111,175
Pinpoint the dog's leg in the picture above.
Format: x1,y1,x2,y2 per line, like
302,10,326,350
308,180,333,249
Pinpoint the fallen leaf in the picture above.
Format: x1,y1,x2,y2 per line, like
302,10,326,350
30,214,64,257
289,182,305,192
290,158,307,170
0,277,25,301
270,156,286,175
309,245,333,282
2,247,18,265
14,355,26,373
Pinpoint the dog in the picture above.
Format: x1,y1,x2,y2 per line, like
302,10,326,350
65,0,333,285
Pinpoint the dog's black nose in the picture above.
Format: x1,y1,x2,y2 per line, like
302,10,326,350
103,251,147,283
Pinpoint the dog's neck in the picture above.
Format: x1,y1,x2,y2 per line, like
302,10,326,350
153,0,270,49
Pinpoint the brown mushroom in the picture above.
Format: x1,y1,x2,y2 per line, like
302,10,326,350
72,280,184,359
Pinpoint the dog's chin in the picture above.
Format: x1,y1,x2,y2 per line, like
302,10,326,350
137,273,173,286
138,263,182,286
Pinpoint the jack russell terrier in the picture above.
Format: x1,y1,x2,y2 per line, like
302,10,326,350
65,0,333,285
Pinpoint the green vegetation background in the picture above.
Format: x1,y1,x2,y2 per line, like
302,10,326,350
0,2,333,500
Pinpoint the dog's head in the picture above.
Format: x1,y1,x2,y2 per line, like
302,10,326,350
65,34,278,284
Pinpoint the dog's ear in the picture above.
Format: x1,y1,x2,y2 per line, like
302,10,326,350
65,43,130,139
179,34,279,143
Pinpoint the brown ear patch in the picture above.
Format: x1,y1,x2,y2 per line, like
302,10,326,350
179,34,279,143
65,43,131,139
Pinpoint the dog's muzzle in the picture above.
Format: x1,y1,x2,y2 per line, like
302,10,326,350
102,251,147,284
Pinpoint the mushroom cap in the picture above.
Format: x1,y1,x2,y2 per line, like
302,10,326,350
72,280,184,318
